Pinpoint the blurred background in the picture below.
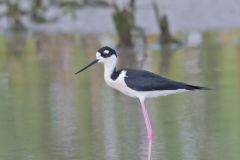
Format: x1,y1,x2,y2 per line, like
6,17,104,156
0,0,240,160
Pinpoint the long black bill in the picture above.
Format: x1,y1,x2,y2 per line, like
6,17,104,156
75,59,99,74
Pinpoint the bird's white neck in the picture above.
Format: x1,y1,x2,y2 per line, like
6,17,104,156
103,58,117,81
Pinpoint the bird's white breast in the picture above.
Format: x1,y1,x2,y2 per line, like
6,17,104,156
104,70,138,98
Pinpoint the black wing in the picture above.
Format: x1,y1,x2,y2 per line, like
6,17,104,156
124,69,208,91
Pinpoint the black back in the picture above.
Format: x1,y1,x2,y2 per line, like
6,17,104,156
124,69,208,91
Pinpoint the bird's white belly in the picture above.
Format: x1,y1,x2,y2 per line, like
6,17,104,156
105,77,138,98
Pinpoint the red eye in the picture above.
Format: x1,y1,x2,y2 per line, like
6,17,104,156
99,49,110,58
101,53,108,58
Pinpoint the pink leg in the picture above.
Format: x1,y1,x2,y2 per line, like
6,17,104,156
140,99,153,160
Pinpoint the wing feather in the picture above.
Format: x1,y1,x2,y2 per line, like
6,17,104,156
124,69,207,91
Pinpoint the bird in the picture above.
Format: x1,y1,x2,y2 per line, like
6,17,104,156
75,46,209,160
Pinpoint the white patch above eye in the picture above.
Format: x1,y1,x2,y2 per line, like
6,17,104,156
104,50,109,54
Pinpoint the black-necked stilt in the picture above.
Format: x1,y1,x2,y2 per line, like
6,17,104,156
76,46,209,160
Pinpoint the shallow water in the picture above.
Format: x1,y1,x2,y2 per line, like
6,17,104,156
0,31,240,160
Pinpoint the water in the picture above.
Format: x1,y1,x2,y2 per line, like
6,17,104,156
0,31,240,160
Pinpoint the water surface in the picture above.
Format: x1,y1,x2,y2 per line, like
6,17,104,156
0,31,240,160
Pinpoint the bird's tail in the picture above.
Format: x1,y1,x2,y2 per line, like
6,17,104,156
185,84,211,90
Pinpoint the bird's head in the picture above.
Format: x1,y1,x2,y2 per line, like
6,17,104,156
96,46,117,63
75,46,117,74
